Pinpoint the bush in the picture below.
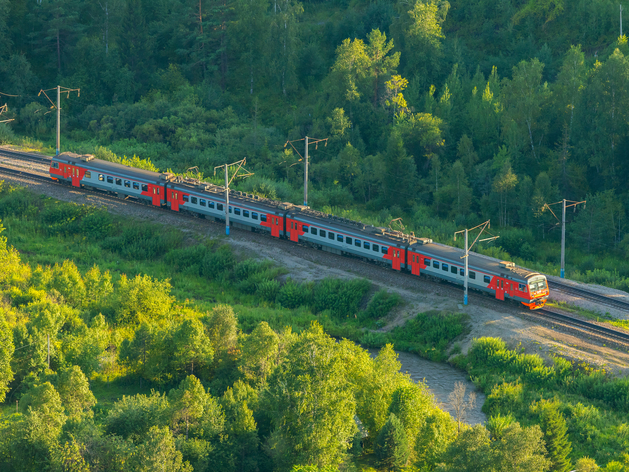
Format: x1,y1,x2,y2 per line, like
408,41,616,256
0,123,16,144
200,245,235,280
276,279,312,309
360,290,401,320
312,278,370,318
103,224,182,261
256,279,280,301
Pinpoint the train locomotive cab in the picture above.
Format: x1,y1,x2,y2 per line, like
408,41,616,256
523,275,549,309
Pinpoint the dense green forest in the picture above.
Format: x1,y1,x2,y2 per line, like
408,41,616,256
4,0,629,469
3,0,629,282
2,183,629,471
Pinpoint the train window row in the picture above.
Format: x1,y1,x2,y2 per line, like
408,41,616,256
303,225,388,253
96,173,150,192
224,206,266,222
428,259,478,279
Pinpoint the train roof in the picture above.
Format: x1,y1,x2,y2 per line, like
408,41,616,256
412,239,542,281
54,152,168,183
169,177,293,212
287,206,416,247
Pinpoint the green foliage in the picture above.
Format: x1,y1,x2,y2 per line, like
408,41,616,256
360,289,401,320
104,391,171,439
389,311,469,361
375,413,410,471
537,401,573,472
0,311,14,402
276,279,312,309
113,274,174,325
312,277,370,318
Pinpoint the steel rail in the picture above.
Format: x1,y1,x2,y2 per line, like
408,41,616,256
548,280,629,312
537,307,629,343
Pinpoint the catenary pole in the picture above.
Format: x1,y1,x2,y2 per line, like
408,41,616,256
464,229,469,305
285,136,327,208
622,4,624,37
541,199,585,279
454,221,498,307
56,86,60,156
304,136,308,206
47,333,50,369
225,165,230,235
561,199,566,278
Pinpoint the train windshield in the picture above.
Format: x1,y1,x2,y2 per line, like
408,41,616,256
528,276,547,292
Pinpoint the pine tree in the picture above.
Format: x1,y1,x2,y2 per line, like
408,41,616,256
375,413,410,471
540,404,572,472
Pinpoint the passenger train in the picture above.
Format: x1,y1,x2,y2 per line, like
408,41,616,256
49,152,549,309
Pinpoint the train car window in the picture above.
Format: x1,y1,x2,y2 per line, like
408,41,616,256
382,246,387,254
153,188,157,195
218,203,224,211
451,266,457,274
301,224,307,231
191,197,198,204
116,178,122,186
346,237,353,244
276,218,279,226
52,162,59,169
310,227,316,235
425,258,430,265
234,208,240,215
98,174,104,181
107,176,113,184
141,184,148,191
124,180,131,188
364,242,370,250
133,182,139,190
460,268,465,276
442,263,448,271
252,212,258,219
328,232,334,240
373,244,379,252
337,234,343,242
183,195,189,202
469,271,476,279
483,275,491,284
229,206,232,213
85,171,91,178
320,229,326,237
259,213,265,221
200,199,206,207
355,239,361,247
519,284,526,291
209,201,215,208
243,210,249,217
433,261,439,269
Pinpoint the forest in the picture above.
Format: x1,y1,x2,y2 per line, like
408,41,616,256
3,0,629,469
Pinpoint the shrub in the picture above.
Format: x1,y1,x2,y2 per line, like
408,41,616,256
200,245,235,280
312,278,370,318
276,279,312,309
256,279,280,301
360,290,401,320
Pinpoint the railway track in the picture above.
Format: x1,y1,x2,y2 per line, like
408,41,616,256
2,151,629,346
0,147,51,165
536,307,629,344
549,279,629,313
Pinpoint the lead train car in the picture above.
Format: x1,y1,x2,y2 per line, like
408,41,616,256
50,152,171,206
49,153,549,309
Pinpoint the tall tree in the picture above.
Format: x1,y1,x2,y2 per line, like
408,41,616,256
501,58,550,166
375,413,410,471
169,375,209,439
270,0,303,96
366,29,400,106
383,131,417,210
539,402,572,472
0,310,14,403
266,322,357,471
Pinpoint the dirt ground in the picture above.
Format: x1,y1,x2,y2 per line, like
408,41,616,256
2,156,629,376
